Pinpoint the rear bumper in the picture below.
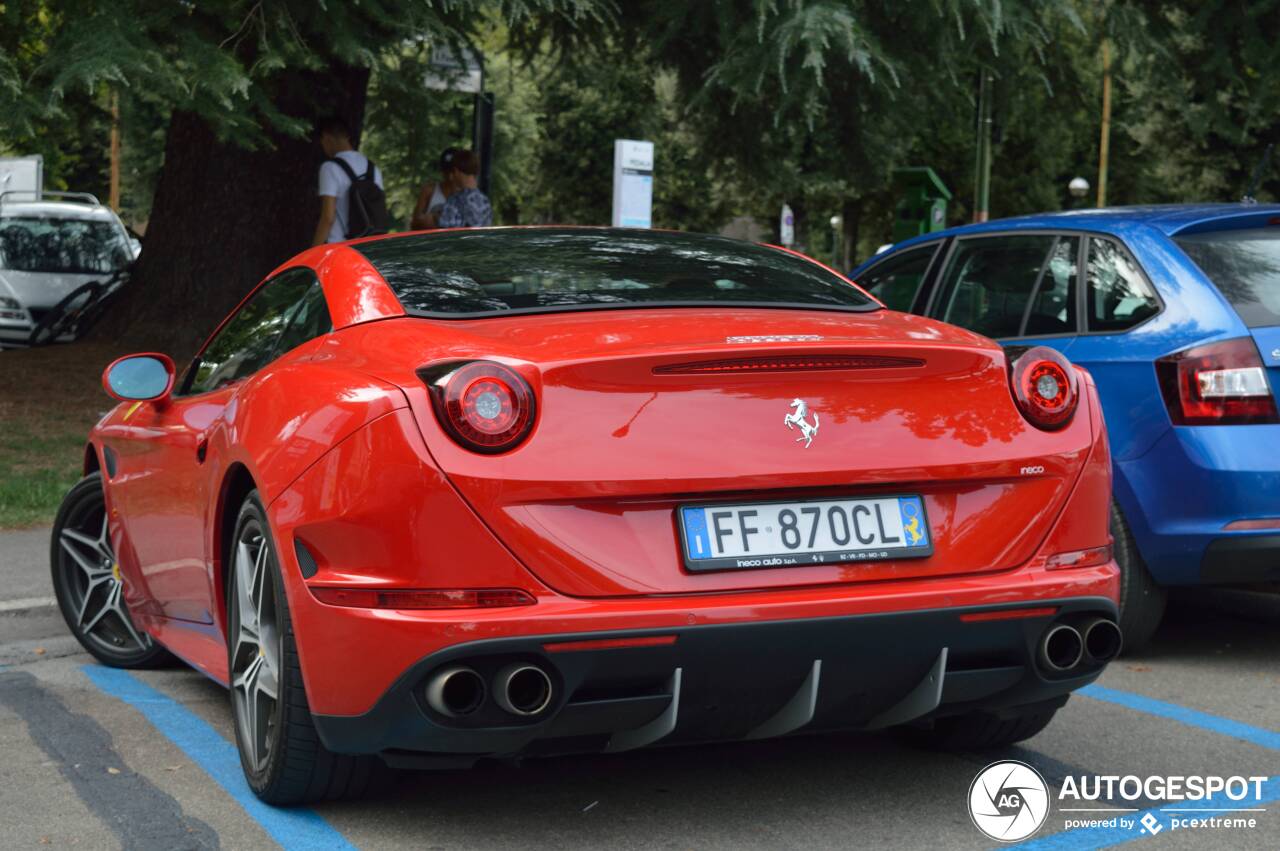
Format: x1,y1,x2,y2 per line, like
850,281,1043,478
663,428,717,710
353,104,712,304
311,596,1117,765
1116,424,1280,585
1201,535,1280,584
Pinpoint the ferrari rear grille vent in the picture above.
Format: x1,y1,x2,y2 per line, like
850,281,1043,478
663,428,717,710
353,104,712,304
653,354,925,375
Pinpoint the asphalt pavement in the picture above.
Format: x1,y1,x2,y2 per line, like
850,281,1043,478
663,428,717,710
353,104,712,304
2,526,1277,850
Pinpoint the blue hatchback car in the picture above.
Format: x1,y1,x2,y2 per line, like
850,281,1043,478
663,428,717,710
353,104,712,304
851,204,1280,649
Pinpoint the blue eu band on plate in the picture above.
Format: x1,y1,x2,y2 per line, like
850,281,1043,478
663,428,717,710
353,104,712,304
680,494,932,572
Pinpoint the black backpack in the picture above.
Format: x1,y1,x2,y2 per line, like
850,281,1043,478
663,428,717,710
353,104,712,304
327,156,390,239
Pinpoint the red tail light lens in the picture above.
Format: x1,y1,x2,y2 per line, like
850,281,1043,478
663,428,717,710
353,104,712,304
1010,346,1079,430
1156,337,1278,425
422,361,536,453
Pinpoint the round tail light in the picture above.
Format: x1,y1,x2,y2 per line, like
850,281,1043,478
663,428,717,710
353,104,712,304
1010,346,1078,430
426,361,536,453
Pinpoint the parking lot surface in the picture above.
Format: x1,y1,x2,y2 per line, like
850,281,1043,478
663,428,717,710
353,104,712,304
1,529,1276,849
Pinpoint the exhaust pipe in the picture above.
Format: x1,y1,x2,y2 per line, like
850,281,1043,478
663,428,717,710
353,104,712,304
1037,624,1084,674
1081,617,1123,664
494,664,553,716
424,666,486,717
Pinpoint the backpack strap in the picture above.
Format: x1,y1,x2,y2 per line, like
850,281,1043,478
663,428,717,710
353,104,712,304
361,159,376,180
326,156,360,182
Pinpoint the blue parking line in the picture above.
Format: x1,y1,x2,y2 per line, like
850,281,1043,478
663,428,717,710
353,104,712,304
1014,684,1279,849
1080,684,1280,751
82,665,357,851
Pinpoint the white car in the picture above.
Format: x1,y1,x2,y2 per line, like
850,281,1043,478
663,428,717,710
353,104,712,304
0,192,139,347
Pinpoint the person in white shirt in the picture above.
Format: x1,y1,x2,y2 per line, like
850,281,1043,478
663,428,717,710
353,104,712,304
312,117,384,246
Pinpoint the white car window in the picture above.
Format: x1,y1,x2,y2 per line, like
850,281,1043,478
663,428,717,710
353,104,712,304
0,216,132,275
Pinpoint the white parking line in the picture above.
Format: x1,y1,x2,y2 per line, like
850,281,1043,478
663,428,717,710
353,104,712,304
0,596,57,613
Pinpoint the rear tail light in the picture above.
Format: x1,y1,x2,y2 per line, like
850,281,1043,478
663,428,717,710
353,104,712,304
420,361,536,453
1156,337,1279,425
1009,346,1079,430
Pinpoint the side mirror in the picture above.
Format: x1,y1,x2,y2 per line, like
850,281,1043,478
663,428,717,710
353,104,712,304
103,353,176,405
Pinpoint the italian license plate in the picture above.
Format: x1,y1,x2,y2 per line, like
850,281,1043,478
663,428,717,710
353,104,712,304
678,495,932,572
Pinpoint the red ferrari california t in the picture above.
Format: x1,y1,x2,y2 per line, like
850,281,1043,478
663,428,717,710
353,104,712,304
53,228,1120,804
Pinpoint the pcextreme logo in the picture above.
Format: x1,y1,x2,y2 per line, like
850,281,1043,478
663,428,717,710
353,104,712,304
969,764,1272,841
968,761,1051,842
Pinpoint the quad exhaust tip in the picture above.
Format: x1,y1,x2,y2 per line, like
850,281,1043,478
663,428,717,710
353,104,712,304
495,664,553,716
425,666,486,717
1038,624,1084,673
1082,617,1123,664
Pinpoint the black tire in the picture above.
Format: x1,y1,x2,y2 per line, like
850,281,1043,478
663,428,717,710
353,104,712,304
50,473,175,668
904,708,1058,751
28,281,103,346
226,492,381,805
1112,501,1166,653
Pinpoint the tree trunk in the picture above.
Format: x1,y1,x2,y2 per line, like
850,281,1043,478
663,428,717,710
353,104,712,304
95,65,370,357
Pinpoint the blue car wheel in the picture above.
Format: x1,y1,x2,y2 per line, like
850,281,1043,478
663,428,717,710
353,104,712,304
1111,500,1166,652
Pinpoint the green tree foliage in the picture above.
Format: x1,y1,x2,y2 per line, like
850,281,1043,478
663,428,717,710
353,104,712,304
0,0,610,349
5,0,1279,319
1120,1,1280,203
616,0,1097,262
365,26,732,231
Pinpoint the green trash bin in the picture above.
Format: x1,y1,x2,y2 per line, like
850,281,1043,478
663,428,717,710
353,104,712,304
891,167,951,244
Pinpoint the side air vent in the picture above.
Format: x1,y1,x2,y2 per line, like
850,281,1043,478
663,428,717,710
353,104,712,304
653,354,925,375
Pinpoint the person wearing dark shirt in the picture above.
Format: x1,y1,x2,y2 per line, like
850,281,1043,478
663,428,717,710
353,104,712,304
436,149,492,228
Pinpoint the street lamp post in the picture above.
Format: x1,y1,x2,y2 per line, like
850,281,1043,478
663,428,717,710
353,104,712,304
1069,177,1090,198
830,214,843,271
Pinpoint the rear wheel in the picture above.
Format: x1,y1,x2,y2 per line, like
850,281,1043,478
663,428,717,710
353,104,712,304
904,707,1058,751
1112,501,1166,653
227,492,380,805
50,473,174,668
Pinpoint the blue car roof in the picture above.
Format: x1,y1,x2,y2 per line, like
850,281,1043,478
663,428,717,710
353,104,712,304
873,203,1280,257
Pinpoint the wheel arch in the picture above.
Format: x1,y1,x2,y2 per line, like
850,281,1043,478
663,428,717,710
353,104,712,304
213,462,259,634
83,443,101,477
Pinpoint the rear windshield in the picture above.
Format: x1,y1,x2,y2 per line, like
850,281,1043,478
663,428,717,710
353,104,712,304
1175,228,1280,327
354,228,876,317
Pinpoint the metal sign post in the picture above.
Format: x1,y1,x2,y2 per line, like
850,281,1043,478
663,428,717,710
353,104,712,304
426,45,492,194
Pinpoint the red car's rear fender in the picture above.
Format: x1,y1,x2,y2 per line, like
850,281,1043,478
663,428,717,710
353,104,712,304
268,407,554,704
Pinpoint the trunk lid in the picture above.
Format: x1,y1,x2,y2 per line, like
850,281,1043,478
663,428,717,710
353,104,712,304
1251,326,1280,399
355,308,1095,598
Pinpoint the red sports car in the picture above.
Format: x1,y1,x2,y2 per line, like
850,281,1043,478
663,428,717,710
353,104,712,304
53,228,1120,805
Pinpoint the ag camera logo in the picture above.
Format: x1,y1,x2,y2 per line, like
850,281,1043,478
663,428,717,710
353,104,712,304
969,760,1051,842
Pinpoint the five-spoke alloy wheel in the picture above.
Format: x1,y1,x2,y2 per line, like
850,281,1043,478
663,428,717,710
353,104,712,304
229,515,283,775
51,473,172,667
227,491,380,804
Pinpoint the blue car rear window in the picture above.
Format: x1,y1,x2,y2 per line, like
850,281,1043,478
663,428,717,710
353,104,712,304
1176,228,1280,328
354,229,877,317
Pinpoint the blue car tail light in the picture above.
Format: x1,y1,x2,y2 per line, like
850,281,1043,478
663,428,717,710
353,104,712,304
1156,337,1279,425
